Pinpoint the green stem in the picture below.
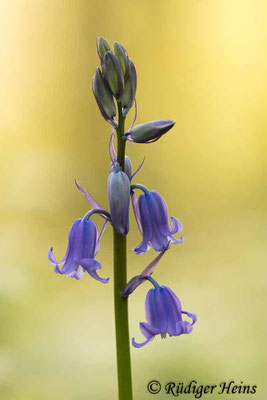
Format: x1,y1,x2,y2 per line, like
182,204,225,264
113,101,133,400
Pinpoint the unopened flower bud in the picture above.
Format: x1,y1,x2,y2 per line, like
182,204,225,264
125,119,175,143
109,156,132,180
121,59,137,117
124,156,132,178
97,37,111,62
92,68,117,127
108,164,130,235
103,51,124,99
114,41,129,77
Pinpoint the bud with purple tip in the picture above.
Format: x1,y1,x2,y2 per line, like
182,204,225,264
92,67,117,127
97,37,111,62
103,51,124,100
125,119,175,143
108,163,130,235
110,156,132,179
114,41,129,77
121,59,137,117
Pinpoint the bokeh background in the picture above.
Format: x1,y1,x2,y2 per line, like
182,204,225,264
0,0,266,399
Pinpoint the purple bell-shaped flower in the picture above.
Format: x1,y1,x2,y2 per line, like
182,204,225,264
132,284,196,348
131,186,184,254
48,217,109,282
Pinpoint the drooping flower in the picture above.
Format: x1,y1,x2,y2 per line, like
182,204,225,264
132,285,197,348
108,163,130,235
48,217,109,282
131,187,184,254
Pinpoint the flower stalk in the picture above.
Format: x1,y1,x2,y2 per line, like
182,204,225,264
113,101,133,400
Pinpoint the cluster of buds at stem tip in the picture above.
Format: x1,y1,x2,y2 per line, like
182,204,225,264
93,37,137,125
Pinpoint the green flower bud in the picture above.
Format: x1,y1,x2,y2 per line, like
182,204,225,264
97,37,111,62
114,41,129,77
121,59,137,117
103,51,124,99
92,67,117,127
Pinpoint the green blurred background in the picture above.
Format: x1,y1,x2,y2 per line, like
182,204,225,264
0,0,266,399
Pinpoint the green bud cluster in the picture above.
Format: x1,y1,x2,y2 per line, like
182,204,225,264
93,37,137,126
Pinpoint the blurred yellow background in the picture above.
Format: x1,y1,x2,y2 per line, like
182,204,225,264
0,0,266,399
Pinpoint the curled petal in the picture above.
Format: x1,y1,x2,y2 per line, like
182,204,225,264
170,217,183,234
48,246,68,266
88,268,109,283
174,320,193,336
182,310,197,326
168,235,184,244
79,258,109,284
132,322,159,348
54,265,62,274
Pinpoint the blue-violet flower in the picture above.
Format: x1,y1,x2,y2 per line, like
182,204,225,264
132,189,184,254
132,285,197,348
48,218,109,282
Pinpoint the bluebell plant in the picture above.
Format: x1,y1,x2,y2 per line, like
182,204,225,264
48,37,197,400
